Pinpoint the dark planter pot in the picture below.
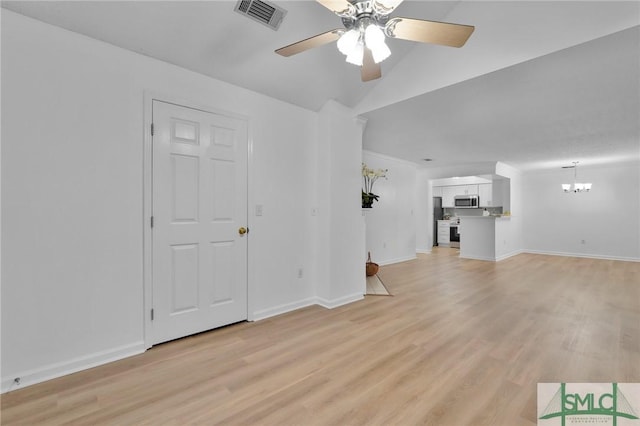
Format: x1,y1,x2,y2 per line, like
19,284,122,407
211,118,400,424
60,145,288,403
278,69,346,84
362,200,373,208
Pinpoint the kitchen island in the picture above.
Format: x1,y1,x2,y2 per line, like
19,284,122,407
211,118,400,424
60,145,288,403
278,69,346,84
459,216,515,261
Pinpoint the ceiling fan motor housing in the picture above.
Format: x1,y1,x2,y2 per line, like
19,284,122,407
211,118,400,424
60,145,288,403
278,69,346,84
341,0,391,30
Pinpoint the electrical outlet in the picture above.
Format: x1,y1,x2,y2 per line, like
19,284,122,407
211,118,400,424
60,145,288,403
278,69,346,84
581,239,586,244
311,207,318,216
255,204,263,216
297,268,303,278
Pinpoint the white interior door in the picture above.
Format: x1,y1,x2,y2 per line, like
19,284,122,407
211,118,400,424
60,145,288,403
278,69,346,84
152,100,248,345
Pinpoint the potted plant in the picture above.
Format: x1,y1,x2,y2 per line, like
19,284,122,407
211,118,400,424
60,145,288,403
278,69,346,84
362,191,379,208
362,163,387,208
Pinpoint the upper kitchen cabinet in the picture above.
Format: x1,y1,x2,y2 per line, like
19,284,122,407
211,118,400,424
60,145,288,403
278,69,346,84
479,180,507,207
478,183,493,206
478,183,502,207
458,184,479,196
441,184,479,207
496,178,510,211
432,175,510,210
442,186,457,207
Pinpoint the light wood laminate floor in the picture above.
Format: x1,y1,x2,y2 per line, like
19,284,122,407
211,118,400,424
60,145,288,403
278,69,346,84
2,249,639,425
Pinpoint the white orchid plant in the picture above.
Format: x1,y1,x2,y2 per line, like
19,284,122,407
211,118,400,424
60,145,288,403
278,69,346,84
362,163,388,206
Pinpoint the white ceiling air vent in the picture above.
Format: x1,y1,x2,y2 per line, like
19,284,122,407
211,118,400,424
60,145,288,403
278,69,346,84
235,0,287,31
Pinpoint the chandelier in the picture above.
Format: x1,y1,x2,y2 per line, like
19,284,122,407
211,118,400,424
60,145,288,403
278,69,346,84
562,161,592,193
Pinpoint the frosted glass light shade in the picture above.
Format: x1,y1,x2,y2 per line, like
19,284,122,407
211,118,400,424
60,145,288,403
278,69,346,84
365,24,391,63
371,42,391,63
346,41,364,66
337,29,360,56
583,183,592,191
562,184,571,192
365,24,385,48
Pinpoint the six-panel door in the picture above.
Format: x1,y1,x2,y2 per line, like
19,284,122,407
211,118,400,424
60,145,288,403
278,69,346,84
152,100,248,344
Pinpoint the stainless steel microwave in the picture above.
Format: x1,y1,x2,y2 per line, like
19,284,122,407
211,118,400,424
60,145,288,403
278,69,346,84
454,195,479,208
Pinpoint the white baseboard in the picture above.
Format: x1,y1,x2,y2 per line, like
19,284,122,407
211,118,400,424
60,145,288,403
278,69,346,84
251,297,318,321
378,255,417,266
460,249,523,262
254,293,364,317
315,292,364,309
459,254,497,262
2,341,145,394
495,249,524,261
416,248,432,254
524,249,640,263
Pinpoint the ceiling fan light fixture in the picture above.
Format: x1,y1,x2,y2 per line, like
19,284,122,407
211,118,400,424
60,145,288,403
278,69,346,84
364,24,391,63
364,24,384,47
371,40,391,63
275,0,475,82
337,29,360,55
346,40,364,66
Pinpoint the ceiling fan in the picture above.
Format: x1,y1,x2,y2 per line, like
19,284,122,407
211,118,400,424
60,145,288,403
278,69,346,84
275,0,475,82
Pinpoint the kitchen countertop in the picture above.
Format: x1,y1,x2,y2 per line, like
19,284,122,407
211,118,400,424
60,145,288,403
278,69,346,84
459,215,511,220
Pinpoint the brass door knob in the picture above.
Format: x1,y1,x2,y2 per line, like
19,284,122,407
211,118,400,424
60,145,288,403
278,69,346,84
238,227,247,235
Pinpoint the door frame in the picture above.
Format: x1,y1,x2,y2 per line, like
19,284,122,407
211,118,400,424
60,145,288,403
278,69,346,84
142,91,255,349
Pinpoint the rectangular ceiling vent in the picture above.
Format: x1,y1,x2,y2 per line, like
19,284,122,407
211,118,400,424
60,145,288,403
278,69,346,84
235,0,287,31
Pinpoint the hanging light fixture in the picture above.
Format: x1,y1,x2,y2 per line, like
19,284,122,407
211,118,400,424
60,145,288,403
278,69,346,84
275,0,475,83
364,24,391,63
337,19,391,67
346,37,364,66
562,161,592,193
337,29,360,55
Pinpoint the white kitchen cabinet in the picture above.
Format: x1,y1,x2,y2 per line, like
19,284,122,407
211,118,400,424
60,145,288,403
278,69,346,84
442,184,479,207
433,186,443,197
478,183,493,207
478,182,507,207
442,186,457,207
492,179,505,207
437,221,450,246
458,184,478,196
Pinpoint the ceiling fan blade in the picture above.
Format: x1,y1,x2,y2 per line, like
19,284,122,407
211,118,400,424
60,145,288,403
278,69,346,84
373,0,404,15
275,29,343,57
386,17,475,48
316,0,354,16
361,47,382,82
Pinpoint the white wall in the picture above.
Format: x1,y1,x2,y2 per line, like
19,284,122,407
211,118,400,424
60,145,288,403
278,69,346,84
363,151,417,265
522,161,640,260
316,102,365,305
1,11,364,391
415,169,431,252
0,19,3,386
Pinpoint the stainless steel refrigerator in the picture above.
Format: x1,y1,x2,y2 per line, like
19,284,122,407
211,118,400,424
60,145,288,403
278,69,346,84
433,197,443,246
